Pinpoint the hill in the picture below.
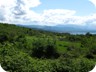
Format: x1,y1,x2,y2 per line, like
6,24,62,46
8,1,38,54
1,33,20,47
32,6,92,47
18,24,96,34
0,23,96,72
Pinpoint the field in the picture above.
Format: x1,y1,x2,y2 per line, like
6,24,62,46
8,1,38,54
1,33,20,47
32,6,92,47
0,23,96,72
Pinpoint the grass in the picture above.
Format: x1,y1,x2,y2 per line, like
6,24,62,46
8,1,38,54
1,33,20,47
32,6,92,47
26,36,81,54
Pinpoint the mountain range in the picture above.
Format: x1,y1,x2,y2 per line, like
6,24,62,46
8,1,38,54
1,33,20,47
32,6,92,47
17,24,96,34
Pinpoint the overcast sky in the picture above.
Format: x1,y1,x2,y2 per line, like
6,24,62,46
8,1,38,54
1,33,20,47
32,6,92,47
0,0,96,26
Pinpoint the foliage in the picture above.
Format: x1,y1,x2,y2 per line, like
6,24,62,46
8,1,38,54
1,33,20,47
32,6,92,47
32,38,59,58
0,23,95,72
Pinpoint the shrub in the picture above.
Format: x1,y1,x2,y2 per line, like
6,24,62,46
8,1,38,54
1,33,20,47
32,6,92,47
32,38,59,59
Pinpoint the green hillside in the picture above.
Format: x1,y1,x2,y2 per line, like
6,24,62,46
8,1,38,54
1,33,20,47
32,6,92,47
0,23,96,72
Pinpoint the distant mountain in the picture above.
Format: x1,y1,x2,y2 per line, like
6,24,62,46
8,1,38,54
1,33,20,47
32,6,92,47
17,24,96,34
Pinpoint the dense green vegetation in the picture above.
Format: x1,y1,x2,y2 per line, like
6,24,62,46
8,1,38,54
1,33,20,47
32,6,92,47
0,23,96,72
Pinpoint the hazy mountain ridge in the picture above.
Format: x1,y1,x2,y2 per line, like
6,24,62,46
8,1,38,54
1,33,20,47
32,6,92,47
18,24,96,34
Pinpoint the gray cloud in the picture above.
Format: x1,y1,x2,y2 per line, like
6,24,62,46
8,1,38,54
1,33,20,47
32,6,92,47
0,0,41,23
0,7,6,21
12,0,26,16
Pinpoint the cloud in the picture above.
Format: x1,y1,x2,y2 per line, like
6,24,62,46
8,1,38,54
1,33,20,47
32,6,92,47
40,9,77,25
0,0,41,23
0,0,96,26
89,0,96,7
36,9,96,26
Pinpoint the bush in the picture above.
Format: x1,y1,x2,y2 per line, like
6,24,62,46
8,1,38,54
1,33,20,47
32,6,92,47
0,33,8,43
32,38,59,59
71,58,95,72
0,44,33,72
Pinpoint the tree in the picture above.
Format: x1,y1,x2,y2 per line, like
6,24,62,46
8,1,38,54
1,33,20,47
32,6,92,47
31,38,59,59
0,33,8,43
86,32,92,37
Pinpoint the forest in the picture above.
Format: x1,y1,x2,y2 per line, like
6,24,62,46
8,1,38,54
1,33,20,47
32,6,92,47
0,23,96,72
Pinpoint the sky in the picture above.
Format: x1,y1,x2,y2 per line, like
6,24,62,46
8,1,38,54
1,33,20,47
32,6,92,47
0,0,96,26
